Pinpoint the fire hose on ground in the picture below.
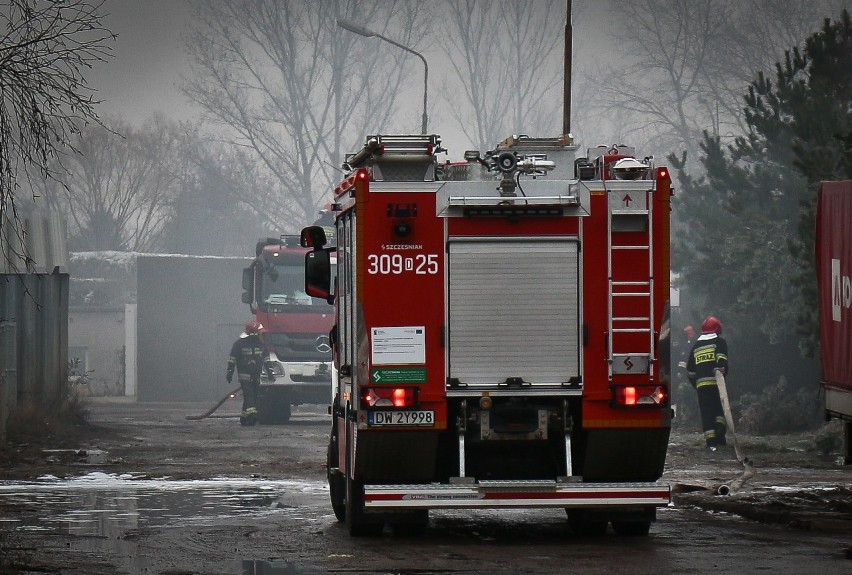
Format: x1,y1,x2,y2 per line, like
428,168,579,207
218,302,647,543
715,369,756,495
186,386,242,420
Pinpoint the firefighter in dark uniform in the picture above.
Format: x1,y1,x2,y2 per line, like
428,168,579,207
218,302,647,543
686,316,728,450
226,320,272,426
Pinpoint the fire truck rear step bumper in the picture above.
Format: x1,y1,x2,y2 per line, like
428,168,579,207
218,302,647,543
364,480,670,509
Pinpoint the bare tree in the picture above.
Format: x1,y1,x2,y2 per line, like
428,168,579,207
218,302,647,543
0,0,115,269
36,117,182,252
438,0,565,151
582,0,731,163
159,124,274,256
586,0,849,165
183,0,433,232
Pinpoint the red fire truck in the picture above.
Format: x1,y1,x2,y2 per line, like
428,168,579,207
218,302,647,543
241,228,335,424
302,134,672,535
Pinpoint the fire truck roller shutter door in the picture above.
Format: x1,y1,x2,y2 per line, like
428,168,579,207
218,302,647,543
446,237,581,387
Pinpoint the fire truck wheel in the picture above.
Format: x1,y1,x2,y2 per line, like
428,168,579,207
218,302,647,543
327,439,345,521
345,478,383,536
565,509,608,537
329,474,346,522
611,520,651,536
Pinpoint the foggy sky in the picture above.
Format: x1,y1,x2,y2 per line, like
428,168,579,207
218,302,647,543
88,0,611,156
91,0,198,125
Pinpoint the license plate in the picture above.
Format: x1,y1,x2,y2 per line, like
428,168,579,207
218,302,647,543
368,410,435,427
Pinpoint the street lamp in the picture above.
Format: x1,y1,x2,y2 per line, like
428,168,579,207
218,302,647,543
337,18,428,134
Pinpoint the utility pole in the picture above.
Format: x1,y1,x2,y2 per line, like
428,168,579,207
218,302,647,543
563,0,572,137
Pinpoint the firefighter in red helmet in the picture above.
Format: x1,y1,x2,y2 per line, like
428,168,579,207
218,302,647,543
226,320,273,426
686,316,728,450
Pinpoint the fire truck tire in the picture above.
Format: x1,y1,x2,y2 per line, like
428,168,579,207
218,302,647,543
565,509,608,537
345,478,383,536
611,520,652,536
329,474,346,522
326,441,345,521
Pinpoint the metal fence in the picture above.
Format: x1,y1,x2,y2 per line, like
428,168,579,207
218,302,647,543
0,209,69,442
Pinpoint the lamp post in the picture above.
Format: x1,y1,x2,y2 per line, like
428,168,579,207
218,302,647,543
337,18,428,134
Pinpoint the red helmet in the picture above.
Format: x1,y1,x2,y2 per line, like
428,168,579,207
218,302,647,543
701,316,722,335
242,320,264,337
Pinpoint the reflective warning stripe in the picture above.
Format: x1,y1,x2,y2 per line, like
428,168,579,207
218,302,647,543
364,481,670,509
583,419,666,428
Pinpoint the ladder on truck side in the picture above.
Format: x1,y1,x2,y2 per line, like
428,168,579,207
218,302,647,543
606,177,656,383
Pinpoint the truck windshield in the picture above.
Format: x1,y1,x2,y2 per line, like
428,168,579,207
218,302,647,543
258,261,333,310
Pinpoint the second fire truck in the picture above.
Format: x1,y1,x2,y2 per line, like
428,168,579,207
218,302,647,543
302,134,672,535
241,219,335,423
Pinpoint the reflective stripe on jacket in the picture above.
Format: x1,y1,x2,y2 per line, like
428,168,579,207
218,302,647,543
226,334,266,381
686,333,728,388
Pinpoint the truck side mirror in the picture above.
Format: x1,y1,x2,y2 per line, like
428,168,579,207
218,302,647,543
243,265,254,303
241,266,254,306
305,249,333,303
301,225,328,249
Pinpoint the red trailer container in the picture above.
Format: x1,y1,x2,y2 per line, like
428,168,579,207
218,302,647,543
815,180,852,464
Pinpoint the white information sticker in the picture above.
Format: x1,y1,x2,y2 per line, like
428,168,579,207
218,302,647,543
371,326,426,365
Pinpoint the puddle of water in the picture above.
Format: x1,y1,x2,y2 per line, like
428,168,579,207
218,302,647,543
0,473,332,574
0,472,326,536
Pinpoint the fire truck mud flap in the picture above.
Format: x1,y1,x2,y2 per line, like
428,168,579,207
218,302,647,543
363,480,670,509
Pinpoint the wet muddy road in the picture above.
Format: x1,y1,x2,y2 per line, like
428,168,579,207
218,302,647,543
1,399,850,574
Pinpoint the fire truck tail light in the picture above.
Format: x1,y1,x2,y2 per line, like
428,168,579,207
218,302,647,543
362,387,418,408
392,388,407,407
612,385,667,407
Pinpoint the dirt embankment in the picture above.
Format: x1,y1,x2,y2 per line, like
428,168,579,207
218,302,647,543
664,431,852,535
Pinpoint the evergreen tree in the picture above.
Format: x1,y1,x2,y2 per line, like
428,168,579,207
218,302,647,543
671,10,852,394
